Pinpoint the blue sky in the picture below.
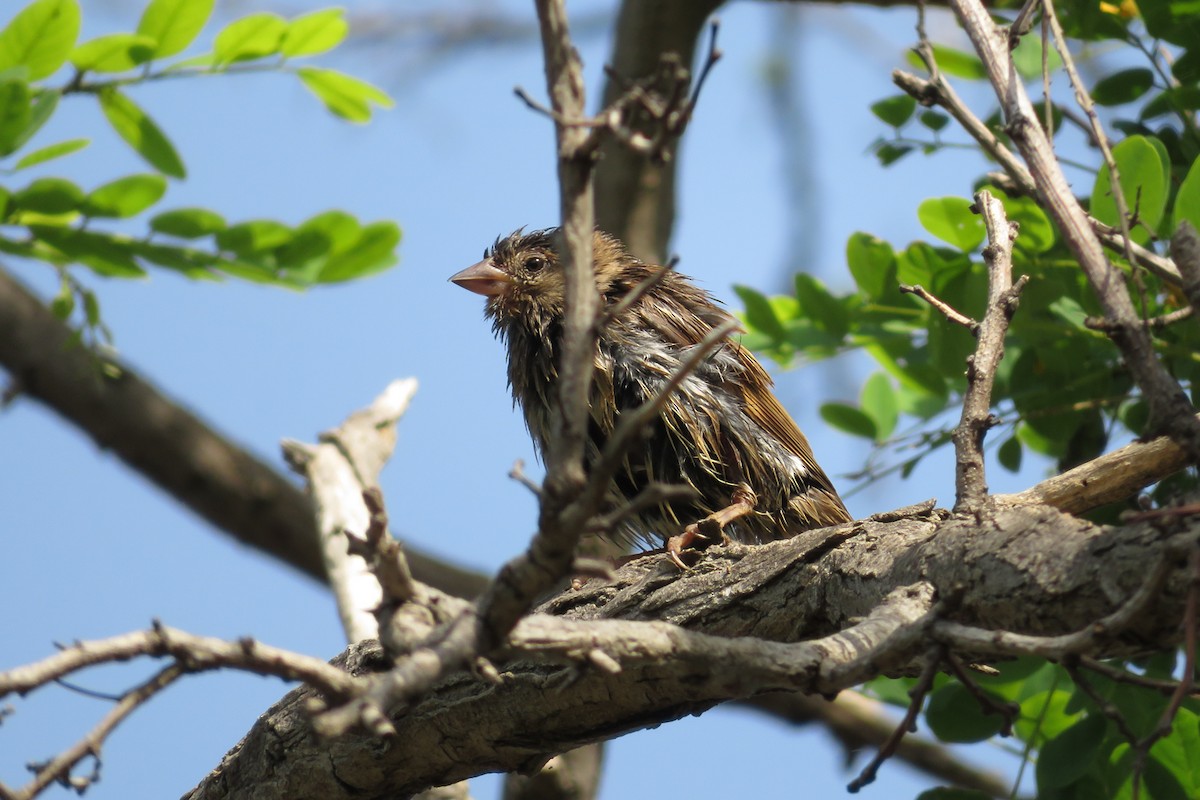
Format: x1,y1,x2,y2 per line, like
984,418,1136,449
0,1,1035,797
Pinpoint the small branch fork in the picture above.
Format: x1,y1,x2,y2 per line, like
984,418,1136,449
515,20,722,164
954,191,1029,513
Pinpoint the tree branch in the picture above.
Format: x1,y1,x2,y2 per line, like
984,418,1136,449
182,503,1198,799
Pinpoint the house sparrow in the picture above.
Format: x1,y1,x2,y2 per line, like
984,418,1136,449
452,228,851,566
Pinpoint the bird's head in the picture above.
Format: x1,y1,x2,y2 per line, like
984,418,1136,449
451,228,636,335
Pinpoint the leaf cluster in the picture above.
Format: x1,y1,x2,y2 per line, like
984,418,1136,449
870,653,1200,800
0,0,400,342
739,0,1200,499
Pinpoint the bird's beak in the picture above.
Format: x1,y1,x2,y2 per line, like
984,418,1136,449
450,258,510,297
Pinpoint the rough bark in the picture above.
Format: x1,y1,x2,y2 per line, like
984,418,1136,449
184,504,1195,800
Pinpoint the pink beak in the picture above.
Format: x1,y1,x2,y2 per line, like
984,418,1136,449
450,258,510,297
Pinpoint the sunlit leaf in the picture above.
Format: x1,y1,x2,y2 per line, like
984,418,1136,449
296,66,393,123
0,0,81,80
150,207,225,238
137,0,215,59
12,136,86,169
99,88,186,178
81,173,167,218
317,221,399,283
13,176,82,213
845,232,896,299
213,12,287,65
1175,155,1200,234
819,402,876,440
1090,135,1167,243
917,196,985,251
860,372,898,441
280,8,348,58
70,33,157,72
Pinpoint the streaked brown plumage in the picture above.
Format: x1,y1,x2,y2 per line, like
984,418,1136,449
452,228,850,563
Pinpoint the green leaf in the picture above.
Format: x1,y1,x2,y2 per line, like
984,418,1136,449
918,110,949,132
794,273,849,338
1016,688,1081,743
49,277,73,319
735,284,786,341
213,12,287,65
81,288,100,325
1036,713,1108,791
869,94,916,128
13,176,81,213
993,191,1056,254
875,142,912,166
70,33,157,73
7,87,57,155
296,66,393,123
99,88,186,178
137,0,215,59
298,209,359,253
280,8,348,58
1091,67,1155,106
1140,86,1200,121
0,0,81,80
926,682,1008,743
0,77,32,156
150,207,225,238
1139,0,1200,48
997,436,1022,472
917,197,985,251
1090,135,1167,242
12,136,86,169
317,221,400,283
845,232,896,299
1175,155,1200,235
906,45,986,80
216,219,291,256
31,225,147,277
819,402,877,440
81,173,167,218
860,372,898,441
1011,34,1063,80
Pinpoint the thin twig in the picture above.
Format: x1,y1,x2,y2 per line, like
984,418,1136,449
847,649,942,792
1130,548,1200,796
3,665,185,800
1042,0,1136,269
899,283,979,332
945,652,1018,735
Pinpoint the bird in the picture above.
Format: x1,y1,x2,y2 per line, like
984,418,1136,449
451,228,851,567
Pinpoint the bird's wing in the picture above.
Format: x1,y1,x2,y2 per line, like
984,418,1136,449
633,273,849,517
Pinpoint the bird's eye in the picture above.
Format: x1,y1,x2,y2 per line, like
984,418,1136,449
524,256,546,272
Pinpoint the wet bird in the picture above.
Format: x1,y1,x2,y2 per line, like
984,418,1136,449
451,228,851,566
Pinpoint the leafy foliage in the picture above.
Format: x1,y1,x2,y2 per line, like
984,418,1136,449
0,0,400,344
741,1,1200,796
743,2,1200,500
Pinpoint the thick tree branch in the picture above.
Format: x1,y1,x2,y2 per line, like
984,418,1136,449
182,503,1197,799
0,266,487,599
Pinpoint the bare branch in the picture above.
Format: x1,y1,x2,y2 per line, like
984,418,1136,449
953,191,1027,513
899,283,978,332
283,378,420,643
1,665,184,800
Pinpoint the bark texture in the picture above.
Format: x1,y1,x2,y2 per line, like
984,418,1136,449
184,504,1195,800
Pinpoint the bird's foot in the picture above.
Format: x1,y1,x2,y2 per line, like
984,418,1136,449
666,487,758,570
